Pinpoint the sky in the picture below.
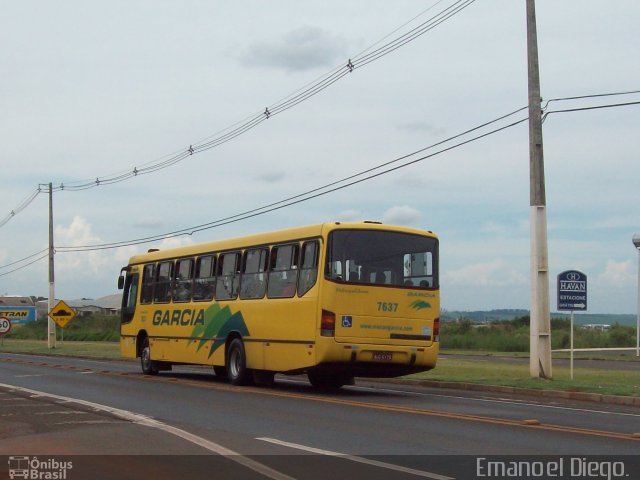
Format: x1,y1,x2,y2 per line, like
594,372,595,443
1,0,639,314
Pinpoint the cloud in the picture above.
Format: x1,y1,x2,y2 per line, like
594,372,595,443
52,217,194,295
255,171,286,183
335,210,362,222
445,260,527,287
55,216,108,275
382,205,423,226
396,121,445,135
132,219,165,229
241,27,348,72
596,260,635,287
156,236,194,250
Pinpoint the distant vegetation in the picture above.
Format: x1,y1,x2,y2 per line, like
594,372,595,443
442,310,637,327
7,314,119,342
441,316,637,352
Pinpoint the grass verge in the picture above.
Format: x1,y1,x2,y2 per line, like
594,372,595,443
406,357,640,397
0,339,122,360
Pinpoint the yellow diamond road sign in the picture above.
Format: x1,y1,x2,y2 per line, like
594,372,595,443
49,300,76,328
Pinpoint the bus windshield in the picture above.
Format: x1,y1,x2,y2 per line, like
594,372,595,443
326,229,438,289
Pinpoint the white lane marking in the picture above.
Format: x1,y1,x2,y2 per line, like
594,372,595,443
77,371,96,374
14,374,44,378
0,383,294,480
52,420,121,425
35,411,89,415
256,437,454,480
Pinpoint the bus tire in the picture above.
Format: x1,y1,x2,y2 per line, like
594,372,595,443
227,338,252,386
140,337,159,376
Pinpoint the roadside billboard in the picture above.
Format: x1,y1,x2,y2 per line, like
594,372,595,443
0,306,37,326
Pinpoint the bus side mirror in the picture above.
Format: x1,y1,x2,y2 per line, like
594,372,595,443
118,275,125,290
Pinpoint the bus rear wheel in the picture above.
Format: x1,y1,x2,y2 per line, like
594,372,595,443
227,338,252,386
140,337,159,375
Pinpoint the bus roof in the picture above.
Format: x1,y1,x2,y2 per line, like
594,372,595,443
125,222,437,266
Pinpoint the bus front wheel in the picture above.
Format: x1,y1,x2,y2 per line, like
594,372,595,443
140,337,159,376
227,338,252,386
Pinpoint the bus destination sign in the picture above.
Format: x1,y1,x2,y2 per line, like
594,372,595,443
557,270,587,311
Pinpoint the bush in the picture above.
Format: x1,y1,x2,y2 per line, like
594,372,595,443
6,314,119,342
441,318,636,352
608,325,635,347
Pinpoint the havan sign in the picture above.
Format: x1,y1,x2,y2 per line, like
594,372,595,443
557,270,587,312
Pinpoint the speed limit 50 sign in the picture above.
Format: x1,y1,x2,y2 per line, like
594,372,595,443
0,316,11,336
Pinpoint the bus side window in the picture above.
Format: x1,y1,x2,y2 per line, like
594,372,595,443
240,248,268,299
216,252,240,300
140,264,155,304
298,241,319,296
121,272,139,324
174,258,194,302
194,255,216,301
154,261,174,303
267,244,299,298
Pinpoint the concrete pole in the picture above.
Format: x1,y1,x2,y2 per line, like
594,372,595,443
527,0,552,378
48,183,56,349
636,249,639,357
635,235,640,357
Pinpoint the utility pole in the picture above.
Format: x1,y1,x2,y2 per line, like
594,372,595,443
527,0,552,378
48,182,56,349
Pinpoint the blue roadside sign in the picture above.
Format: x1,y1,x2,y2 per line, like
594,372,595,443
0,306,37,325
557,270,587,311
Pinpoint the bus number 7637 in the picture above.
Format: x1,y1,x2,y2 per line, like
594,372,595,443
377,302,398,312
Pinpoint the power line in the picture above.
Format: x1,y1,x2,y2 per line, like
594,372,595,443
56,108,528,252
0,187,41,228
48,96,640,252
2,0,478,225
3,92,639,275
0,252,49,277
543,100,640,122
542,89,640,109
3,103,527,266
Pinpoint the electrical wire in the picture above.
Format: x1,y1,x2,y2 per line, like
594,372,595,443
0,248,49,270
55,108,528,252
50,95,640,253
542,89,640,110
0,187,41,228
4,91,639,274
2,0,478,221
542,100,640,122
0,252,49,277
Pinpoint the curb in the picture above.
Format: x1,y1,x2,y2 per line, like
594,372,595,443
376,378,640,407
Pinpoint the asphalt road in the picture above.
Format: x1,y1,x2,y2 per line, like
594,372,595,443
1,352,639,480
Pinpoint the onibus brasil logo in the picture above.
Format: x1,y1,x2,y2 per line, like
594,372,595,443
8,456,72,480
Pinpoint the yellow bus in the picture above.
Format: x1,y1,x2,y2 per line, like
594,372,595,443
118,221,439,388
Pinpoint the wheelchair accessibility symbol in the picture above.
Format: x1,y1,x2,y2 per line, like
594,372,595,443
342,316,353,328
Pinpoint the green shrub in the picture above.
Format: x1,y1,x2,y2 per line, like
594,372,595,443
6,314,119,342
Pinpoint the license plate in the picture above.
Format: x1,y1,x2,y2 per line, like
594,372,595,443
372,351,393,361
